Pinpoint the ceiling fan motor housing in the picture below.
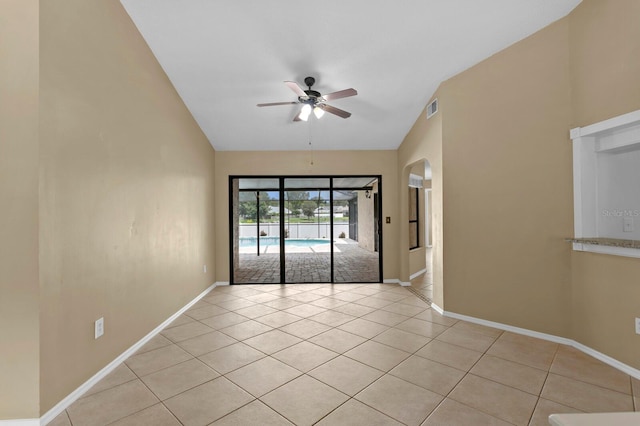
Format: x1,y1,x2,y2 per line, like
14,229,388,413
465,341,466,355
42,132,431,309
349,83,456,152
302,77,322,103
300,91,321,103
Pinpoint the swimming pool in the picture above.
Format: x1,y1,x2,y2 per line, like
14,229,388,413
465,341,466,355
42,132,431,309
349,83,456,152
239,237,330,248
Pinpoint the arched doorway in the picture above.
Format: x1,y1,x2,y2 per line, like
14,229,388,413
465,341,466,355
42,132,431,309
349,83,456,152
407,160,434,301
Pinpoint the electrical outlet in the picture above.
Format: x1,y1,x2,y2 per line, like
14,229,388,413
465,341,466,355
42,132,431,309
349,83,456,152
203,264,207,273
623,217,634,233
95,317,104,339
636,317,640,335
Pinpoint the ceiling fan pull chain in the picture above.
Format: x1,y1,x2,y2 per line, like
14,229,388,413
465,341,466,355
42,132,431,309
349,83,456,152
308,120,314,166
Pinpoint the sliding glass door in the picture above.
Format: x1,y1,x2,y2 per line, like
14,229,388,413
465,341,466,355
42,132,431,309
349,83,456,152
283,178,331,283
230,176,382,284
332,177,380,283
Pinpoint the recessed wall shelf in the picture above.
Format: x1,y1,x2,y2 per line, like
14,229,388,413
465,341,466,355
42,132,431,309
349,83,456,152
570,109,640,258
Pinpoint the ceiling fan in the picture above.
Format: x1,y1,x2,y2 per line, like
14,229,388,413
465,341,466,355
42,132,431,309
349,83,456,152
257,76,357,121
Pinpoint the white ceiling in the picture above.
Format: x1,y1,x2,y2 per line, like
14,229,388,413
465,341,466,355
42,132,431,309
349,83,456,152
120,0,581,152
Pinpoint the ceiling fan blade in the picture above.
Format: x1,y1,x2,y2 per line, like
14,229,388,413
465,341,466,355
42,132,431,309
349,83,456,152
292,112,303,122
284,81,307,98
257,101,298,107
319,104,351,119
322,88,357,101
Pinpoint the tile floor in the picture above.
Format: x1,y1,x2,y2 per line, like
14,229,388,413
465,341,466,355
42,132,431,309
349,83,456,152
50,282,639,426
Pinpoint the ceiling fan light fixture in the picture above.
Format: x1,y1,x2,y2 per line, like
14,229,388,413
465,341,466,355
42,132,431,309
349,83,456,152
299,103,312,121
313,106,325,119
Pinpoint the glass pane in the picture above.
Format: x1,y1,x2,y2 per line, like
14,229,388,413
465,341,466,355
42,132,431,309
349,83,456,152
234,184,281,283
409,188,418,221
238,178,279,190
284,178,330,189
332,177,377,189
333,180,380,283
409,222,419,249
284,189,331,283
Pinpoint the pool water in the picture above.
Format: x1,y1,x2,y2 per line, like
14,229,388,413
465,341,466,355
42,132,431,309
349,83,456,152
239,237,330,248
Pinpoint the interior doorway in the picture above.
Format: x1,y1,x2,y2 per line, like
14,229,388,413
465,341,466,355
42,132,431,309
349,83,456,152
230,175,382,284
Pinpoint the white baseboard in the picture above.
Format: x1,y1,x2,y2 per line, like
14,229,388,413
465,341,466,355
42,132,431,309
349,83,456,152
431,304,640,380
572,341,640,380
0,420,39,426
215,281,230,286
409,268,427,280
431,303,444,315
39,282,217,425
443,310,574,346
382,278,411,287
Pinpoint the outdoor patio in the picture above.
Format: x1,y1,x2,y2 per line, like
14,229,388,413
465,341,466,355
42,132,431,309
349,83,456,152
234,240,380,283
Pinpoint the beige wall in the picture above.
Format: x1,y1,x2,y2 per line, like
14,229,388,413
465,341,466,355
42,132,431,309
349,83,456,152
39,0,216,413
398,104,443,304
214,150,398,282
397,0,640,369
409,247,427,278
569,0,640,369
0,0,40,419
569,0,640,127
439,18,573,336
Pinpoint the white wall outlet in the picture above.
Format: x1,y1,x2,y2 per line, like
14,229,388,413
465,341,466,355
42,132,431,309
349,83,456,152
203,264,207,273
623,217,634,233
95,317,104,339
635,317,640,335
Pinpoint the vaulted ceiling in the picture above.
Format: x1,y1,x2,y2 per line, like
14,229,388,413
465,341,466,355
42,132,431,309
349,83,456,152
120,0,581,151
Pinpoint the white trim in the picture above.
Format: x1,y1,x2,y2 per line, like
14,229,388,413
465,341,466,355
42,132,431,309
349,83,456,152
442,310,573,346
572,242,640,259
410,268,428,280
431,302,444,315
39,282,217,425
436,308,640,380
382,278,411,287
0,420,39,426
571,109,640,138
572,138,583,237
215,281,230,286
572,340,640,380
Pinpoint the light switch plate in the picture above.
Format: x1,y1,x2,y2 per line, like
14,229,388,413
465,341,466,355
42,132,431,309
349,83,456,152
95,317,104,339
623,217,634,232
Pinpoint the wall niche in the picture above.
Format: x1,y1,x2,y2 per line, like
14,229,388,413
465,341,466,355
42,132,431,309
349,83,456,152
570,109,640,258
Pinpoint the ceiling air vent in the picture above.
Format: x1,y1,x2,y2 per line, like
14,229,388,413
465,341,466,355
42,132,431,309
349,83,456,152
426,98,438,119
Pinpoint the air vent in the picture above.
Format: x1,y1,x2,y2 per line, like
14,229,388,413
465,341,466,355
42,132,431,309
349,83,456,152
426,98,438,119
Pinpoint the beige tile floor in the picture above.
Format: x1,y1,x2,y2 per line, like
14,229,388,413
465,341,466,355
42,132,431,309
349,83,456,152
50,282,639,426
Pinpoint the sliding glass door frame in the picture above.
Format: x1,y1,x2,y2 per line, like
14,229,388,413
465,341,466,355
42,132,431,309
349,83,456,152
229,175,383,285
